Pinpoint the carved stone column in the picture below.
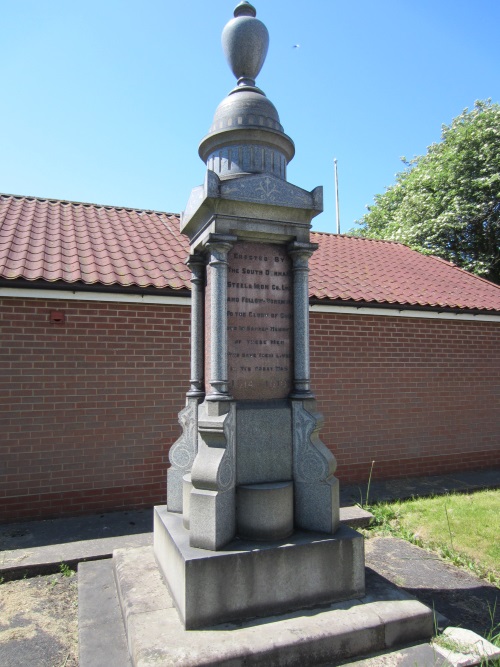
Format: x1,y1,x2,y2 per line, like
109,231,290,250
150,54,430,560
288,242,317,399
186,254,205,398
205,234,236,401
166,254,205,513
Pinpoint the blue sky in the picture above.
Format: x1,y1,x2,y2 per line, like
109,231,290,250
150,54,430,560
1,0,498,233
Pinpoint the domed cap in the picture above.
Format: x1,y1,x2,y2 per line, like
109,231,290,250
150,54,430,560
198,2,294,180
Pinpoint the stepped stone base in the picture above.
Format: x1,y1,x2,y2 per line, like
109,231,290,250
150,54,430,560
153,505,365,629
110,544,434,667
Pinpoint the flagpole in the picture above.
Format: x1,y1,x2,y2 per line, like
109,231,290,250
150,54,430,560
334,158,340,234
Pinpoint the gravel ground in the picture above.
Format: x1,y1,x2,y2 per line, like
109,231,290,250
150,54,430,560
0,570,78,667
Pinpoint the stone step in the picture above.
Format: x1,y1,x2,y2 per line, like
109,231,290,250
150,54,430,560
340,505,374,528
79,544,500,667
78,559,132,667
78,544,435,667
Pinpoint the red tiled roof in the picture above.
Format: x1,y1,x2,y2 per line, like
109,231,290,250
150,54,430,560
310,232,500,312
1,194,500,312
0,194,190,290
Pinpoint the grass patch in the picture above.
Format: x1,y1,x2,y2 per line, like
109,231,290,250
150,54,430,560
59,562,76,578
485,603,500,666
365,489,500,586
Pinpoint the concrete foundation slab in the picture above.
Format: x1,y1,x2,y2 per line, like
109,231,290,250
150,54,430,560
108,544,433,667
154,505,365,628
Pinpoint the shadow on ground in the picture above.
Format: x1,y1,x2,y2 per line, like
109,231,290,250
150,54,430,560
365,535,499,637
0,509,152,551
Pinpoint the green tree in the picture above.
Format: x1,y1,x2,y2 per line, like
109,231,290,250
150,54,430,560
353,100,500,284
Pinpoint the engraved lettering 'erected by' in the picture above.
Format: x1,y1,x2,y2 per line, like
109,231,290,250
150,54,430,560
227,241,293,400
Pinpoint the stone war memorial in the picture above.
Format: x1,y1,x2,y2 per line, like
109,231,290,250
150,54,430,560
80,3,434,665
159,0,365,627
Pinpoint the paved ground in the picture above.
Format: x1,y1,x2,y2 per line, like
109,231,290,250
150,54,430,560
365,536,499,636
0,468,499,666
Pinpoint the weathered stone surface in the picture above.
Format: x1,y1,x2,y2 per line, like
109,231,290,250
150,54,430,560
343,643,452,666
227,241,293,400
166,398,198,513
110,544,433,666
221,173,321,209
235,400,292,484
188,401,236,549
340,505,374,528
181,177,322,249
236,481,293,540
79,559,132,667
153,507,365,629
292,399,340,533
345,627,500,666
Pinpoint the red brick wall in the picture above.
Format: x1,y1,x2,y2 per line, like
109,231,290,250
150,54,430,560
310,312,500,484
1,297,499,521
0,297,190,521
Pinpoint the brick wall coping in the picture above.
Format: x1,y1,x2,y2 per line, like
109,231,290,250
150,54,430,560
0,287,190,306
1,286,500,322
311,303,500,323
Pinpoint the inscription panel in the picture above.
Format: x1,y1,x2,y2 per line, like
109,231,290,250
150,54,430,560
227,241,293,400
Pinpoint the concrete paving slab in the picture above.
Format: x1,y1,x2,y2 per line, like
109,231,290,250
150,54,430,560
0,509,152,549
0,532,152,580
96,544,434,667
78,559,132,667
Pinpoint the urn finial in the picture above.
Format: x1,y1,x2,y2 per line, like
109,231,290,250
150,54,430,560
222,2,269,89
198,3,295,179
234,1,256,17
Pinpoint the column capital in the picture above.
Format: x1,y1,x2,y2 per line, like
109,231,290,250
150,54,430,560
186,253,206,285
205,234,238,264
288,241,318,268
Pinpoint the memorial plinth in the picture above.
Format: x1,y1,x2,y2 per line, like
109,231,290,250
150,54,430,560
157,0,363,630
154,508,364,630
